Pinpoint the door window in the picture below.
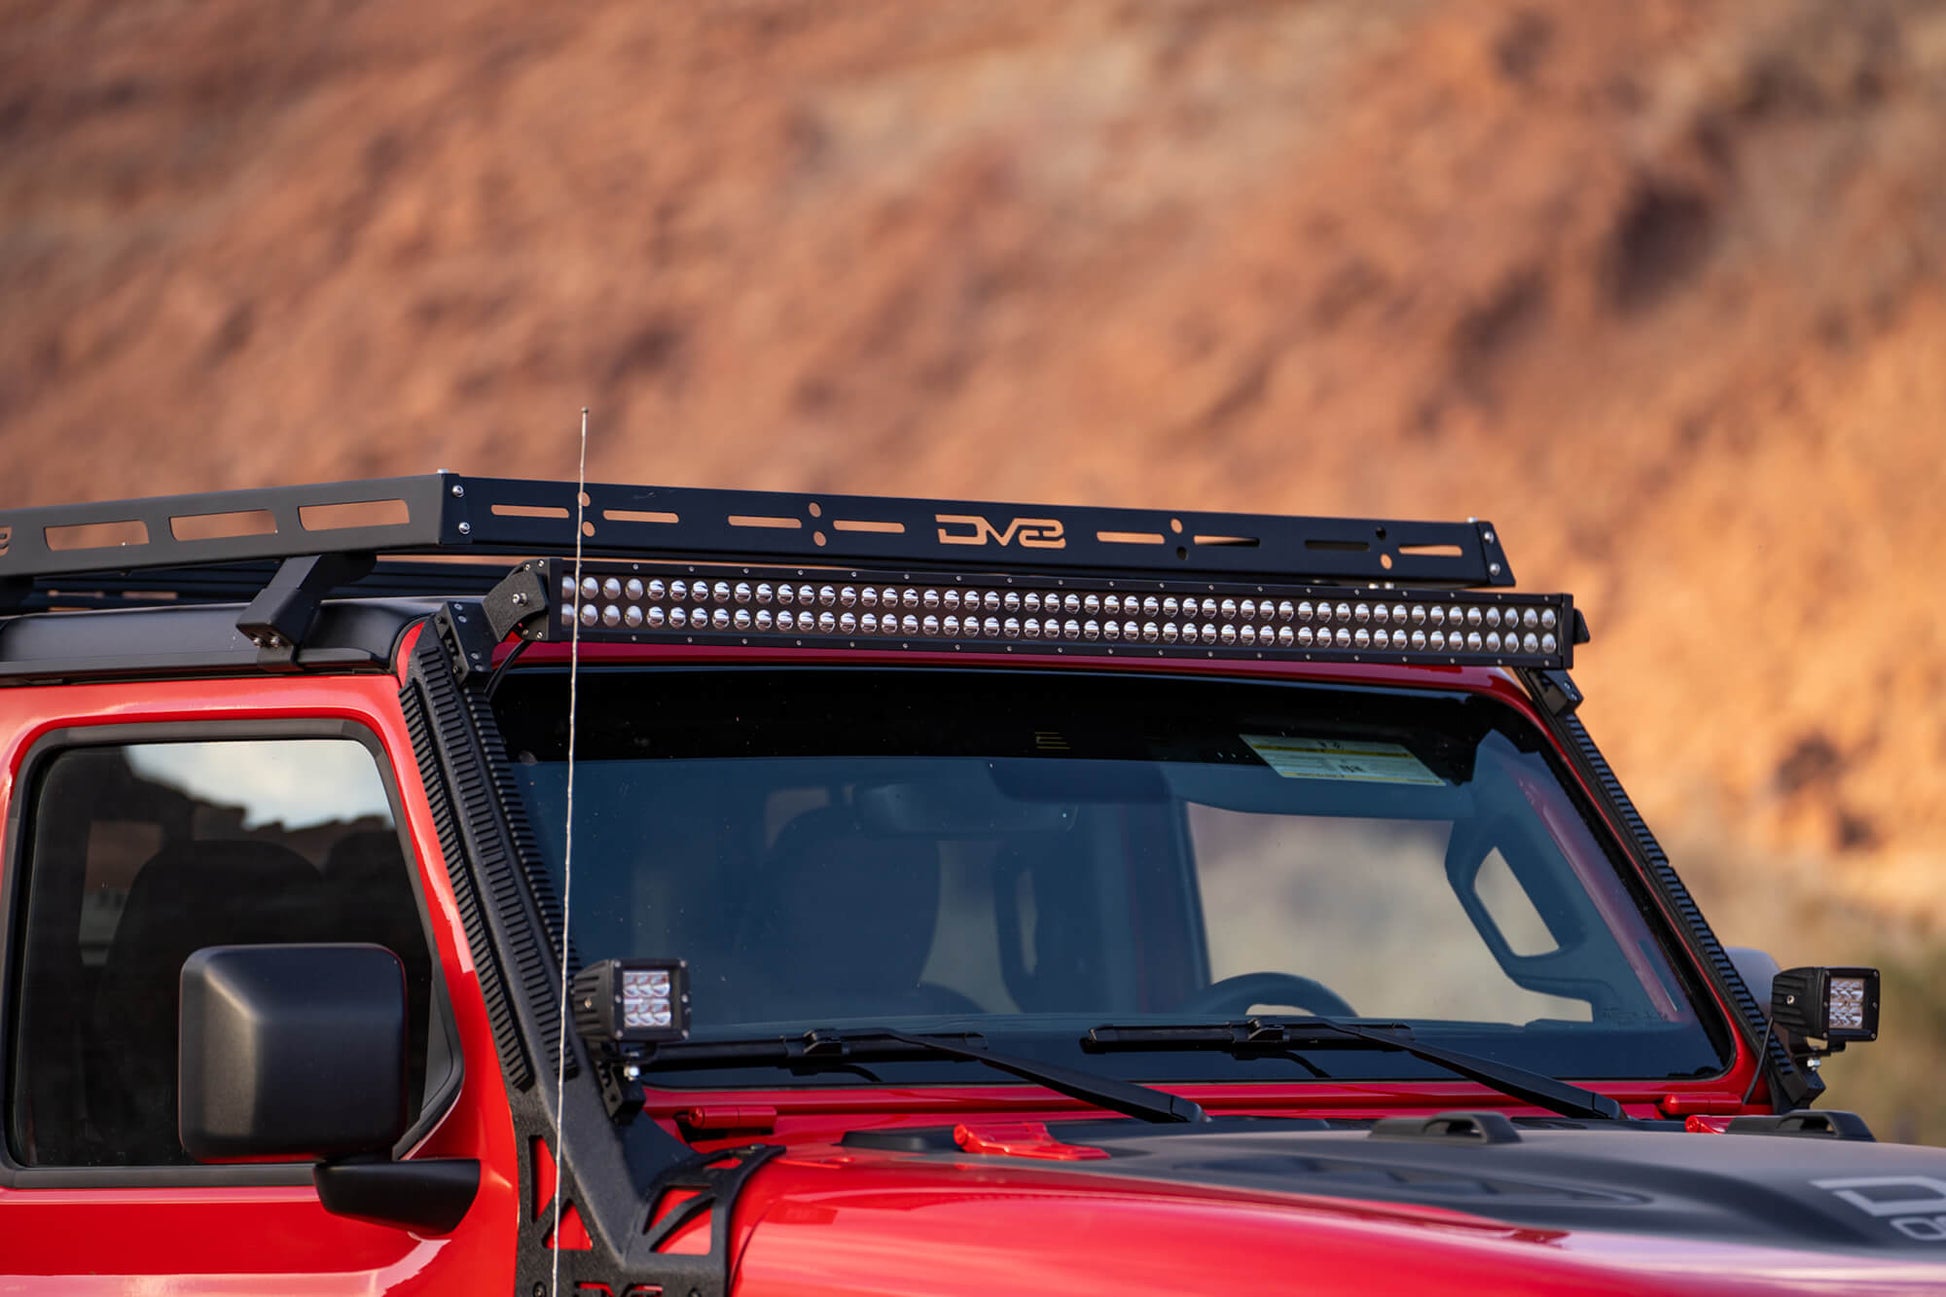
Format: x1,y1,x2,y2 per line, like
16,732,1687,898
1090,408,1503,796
8,736,442,1169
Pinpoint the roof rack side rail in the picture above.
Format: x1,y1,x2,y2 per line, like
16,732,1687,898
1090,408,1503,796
0,474,1517,589
0,475,459,581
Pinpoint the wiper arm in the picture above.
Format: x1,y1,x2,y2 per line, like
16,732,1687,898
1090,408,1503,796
647,1028,1207,1125
1084,1018,1625,1123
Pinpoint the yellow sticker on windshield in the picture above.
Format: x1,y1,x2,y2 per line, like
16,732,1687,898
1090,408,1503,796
1241,735,1444,785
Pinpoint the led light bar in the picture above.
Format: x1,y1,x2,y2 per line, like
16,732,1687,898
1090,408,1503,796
529,559,1576,669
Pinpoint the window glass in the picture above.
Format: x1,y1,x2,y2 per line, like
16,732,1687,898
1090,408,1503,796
8,738,437,1168
496,668,1730,1088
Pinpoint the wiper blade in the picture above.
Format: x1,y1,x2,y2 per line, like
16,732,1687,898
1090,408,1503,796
648,1028,1207,1125
1084,1018,1625,1123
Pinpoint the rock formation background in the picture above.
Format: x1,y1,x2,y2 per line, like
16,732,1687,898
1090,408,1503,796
5,0,1945,1132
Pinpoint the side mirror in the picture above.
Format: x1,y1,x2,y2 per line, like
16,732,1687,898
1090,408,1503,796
1727,946,1781,1014
180,943,407,1161
179,944,477,1233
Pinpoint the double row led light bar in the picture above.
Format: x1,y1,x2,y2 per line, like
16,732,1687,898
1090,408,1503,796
528,559,1576,668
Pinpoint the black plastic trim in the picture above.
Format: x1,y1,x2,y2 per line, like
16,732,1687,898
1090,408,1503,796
0,599,434,682
314,1156,482,1233
401,635,538,1093
1726,1109,1875,1141
0,716,463,1187
1370,1111,1523,1145
1516,670,1815,1110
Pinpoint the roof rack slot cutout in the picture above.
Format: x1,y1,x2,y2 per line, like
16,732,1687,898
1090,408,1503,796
1193,534,1260,548
602,509,679,525
727,515,802,530
1398,542,1464,558
298,497,410,532
45,519,149,552
1098,531,1165,545
171,509,277,541
491,503,571,520
832,519,905,535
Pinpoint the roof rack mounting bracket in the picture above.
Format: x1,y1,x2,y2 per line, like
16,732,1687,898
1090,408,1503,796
432,599,499,685
1528,669,1584,717
235,552,376,668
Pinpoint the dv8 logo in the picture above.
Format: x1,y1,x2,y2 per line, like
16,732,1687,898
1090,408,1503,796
1815,1176,1946,1241
934,513,1067,549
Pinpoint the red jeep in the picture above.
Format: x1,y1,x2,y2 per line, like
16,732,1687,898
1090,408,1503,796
0,474,1931,1294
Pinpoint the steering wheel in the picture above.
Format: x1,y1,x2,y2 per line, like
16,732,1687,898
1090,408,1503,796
1175,971,1357,1020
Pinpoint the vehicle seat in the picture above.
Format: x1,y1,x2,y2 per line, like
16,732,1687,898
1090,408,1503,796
728,807,982,1023
88,840,329,1164
994,839,1107,1013
322,830,432,1109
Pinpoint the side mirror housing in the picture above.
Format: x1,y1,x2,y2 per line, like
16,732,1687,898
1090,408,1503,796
179,943,408,1161
1727,946,1781,1016
179,943,478,1234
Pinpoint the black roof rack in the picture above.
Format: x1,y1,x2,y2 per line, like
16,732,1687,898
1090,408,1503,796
0,473,1517,603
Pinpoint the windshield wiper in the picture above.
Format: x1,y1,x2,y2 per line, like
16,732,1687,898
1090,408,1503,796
646,1028,1207,1124
1083,1018,1625,1122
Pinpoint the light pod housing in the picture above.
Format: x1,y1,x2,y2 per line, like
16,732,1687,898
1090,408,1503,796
571,958,690,1049
1770,965,1879,1050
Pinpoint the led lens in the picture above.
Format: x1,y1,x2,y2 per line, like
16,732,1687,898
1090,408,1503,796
1828,977,1868,1032
621,968,673,1031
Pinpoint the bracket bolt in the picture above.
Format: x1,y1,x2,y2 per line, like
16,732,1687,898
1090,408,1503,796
451,483,465,498
512,592,528,605
457,520,472,535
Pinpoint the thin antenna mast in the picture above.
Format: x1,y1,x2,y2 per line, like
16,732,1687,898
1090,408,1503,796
551,408,589,1292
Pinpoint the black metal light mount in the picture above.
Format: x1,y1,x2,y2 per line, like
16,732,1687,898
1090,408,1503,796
1771,965,1880,1057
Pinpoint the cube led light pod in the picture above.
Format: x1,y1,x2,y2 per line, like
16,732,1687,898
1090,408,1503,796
1770,965,1879,1048
572,958,690,1048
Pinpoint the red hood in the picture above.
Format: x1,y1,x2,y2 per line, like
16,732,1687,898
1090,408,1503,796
716,1124,1946,1296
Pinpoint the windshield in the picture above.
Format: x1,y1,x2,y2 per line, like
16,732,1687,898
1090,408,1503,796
497,667,1729,1088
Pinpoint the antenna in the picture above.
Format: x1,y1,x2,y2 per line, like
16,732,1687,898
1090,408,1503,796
551,407,589,1291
